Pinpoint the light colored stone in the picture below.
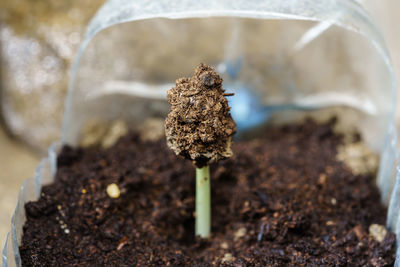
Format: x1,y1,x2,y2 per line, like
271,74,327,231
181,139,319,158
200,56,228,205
336,142,379,175
138,118,165,142
101,120,128,149
221,253,235,263
80,119,128,148
234,227,247,241
220,242,229,249
369,224,387,243
106,183,121,199
326,221,336,226
80,119,109,147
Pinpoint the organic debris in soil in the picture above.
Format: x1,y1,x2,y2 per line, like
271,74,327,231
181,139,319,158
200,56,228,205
20,119,395,266
165,63,236,167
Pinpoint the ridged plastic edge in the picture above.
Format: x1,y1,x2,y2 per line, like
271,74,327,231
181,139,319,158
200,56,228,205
2,142,61,267
386,126,400,267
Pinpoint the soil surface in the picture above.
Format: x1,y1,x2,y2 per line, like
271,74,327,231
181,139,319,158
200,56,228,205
20,119,395,266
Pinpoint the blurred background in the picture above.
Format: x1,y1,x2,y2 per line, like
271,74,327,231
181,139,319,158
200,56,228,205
0,0,106,247
0,0,399,248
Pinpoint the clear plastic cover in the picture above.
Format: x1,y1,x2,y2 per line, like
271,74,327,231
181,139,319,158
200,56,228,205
62,0,396,152
2,143,60,267
3,0,400,266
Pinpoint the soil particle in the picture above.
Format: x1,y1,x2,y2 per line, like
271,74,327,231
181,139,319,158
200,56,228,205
369,224,388,243
165,63,236,167
20,119,395,266
106,183,120,199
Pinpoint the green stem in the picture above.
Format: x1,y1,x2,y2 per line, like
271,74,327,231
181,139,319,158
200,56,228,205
195,165,211,238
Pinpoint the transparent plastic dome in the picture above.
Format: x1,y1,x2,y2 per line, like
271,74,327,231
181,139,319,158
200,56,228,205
3,0,400,266
63,0,395,147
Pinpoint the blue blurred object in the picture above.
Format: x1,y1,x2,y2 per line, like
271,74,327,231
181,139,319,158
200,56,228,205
227,83,315,134
227,83,270,132
224,58,243,80
223,59,315,135
223,58,283,134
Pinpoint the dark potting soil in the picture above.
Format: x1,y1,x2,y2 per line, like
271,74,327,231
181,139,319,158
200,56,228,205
20,119,395,266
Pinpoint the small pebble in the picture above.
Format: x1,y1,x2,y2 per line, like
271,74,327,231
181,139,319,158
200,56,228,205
234,227,247,241
64,229,70,234
369,224,387,243
318,174,327,184
221,253,234,263
336,142,378,175
106,183,121,198
102,120,128,149
220,242,229,249
331,198,337,205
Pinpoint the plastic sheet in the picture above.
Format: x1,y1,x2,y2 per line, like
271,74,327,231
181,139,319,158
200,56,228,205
2,143,60,267
3,0,400,266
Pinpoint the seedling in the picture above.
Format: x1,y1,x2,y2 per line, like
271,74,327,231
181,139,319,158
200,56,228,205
165,63,236,238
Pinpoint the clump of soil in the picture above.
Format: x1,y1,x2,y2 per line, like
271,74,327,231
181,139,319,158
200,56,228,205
165,63,236,167
20,119,395,266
